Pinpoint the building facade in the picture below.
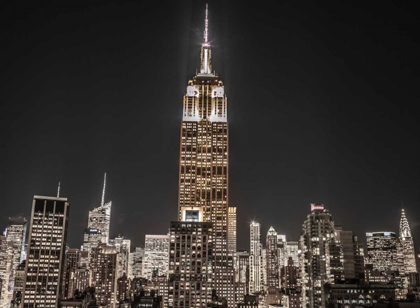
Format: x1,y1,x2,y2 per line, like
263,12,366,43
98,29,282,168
131,247,145,279
111,236,131,279
21,195,70,308
143,235,170,280
168,218,213,308
266,227,279,288
228,207,237,254
90,244,118,307
4,216,27,303
365,231,398,276
62,248,80,300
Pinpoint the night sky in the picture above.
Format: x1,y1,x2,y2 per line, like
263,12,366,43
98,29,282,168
1,1,419,252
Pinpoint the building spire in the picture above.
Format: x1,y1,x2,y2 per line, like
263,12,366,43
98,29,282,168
57,182,61,198
204,3,209,44
101,173,106,206
399,207,411,240
200,3,212,74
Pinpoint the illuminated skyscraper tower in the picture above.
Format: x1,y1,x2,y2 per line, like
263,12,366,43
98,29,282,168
87,173,111,245
249,221,261,294
21,195,70,308
177,4,234,307
398,208,417,274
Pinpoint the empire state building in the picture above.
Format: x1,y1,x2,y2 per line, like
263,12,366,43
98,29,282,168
177,4,234,307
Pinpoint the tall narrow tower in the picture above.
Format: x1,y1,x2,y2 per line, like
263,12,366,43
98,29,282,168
398,208,417,274
177,4,233,307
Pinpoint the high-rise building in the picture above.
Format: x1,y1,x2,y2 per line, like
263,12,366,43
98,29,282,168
282,257,299,290
62,248,80,300
365,231,398,275
4,217,27,299
398,208,417,274
21,195,70,308
249,221,261,294
168,207,213,308
131,247,145,279
266,227,279,288
228,207,237,254
0,235,13,308
143,234,170,280
90,244,118,307
234,251,249,304
0,217,27,306
111,236,131,279
87,173,112,245
299,203,343,308
334,228,364,280
82,227,102,266
177,4,234,307
235,251,249,288
73,267,90,295
261,248,267,287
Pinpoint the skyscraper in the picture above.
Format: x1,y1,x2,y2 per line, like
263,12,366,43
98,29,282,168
334,228,365,280
62,248,80,300
2,216,27,305
110,236,131,279
0,235,13,308
90,244,118,307
398,208,417,274
21,195,70,308
87,173,112,245
365,231,398,275
168,207,213,308
266,227,279,288
82,227,102,265
299,203,343,308
177,4,234,306
249,221,261,294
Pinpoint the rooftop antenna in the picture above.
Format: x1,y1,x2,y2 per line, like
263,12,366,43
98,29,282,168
57,182,61,198
204,3,209,44
101,173,106,206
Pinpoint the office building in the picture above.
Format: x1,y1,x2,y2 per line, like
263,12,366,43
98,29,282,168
82,228,102,266
168,208,213,308
62,248,80,300
4,216,27,302
87,173,111,245
365,231,398,276
299,203,343,308
111,236,131,279
90,244,118,307
249,221,261,294
266,227,279,288
21,195,70,308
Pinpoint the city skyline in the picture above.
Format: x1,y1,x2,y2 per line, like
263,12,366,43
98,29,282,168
1,0,420,252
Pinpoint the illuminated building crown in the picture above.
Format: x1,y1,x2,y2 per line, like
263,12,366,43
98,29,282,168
399,208,412,240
